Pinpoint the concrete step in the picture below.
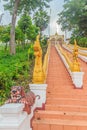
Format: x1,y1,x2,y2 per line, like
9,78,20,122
45,104,87,112
47,93,87,99
46,89,87,94
34,110,87,121
32,118,87,130
46,98,87,106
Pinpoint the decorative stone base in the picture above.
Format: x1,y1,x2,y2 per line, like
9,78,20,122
0,103,30,130
29,84,47,108
0,96,39,130
72,72,84,88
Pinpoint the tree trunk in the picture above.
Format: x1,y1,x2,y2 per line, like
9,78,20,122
10,0,20,55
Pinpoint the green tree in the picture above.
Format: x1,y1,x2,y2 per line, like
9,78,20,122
17,13,32,46
26,24,39,42
17,14,39,43
0,26,4,42
57,0,87,36
15,26,24,44
0,25,10,51
9,0,20,55
33,9,50,34
18,14,32,35
3,0,52,55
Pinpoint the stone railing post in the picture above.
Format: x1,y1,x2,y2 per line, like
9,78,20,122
29,84,47,108
72,72,84,88
0,103,30,130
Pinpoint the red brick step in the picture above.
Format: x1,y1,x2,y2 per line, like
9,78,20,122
34,110,87,121
45,104,87,112
46,98,87,106
32,118,87,130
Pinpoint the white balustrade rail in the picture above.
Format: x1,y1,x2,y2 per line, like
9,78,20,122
0,96,39,130
55,44,84,88
63,44,87,63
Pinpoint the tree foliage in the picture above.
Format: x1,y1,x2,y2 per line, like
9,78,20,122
33,9,50,33
3,0,52,14
18,14,32,34
15,26,24,42
0,25,10,43
57,0,87,36
26,24,39,41
3,0,52,55
18,13,39,42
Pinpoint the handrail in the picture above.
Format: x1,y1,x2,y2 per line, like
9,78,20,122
43,39,51,82
57,41,81,72
56,43,84,88
64,43,87,57
57,44,73,71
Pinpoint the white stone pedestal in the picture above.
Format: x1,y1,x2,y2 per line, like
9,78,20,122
0,103,30,130
29,84,47,108
72,72,84,88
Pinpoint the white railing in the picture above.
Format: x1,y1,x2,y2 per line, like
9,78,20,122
63,44,87,63
0,96,39,130
55,44,84,88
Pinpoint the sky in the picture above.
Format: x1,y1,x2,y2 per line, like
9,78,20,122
0,1,11,25
49,0,64,35
0,0,71,38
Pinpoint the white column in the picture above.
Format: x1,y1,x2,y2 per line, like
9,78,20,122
0,103,30,130
29,84,47,108
72,72,84,88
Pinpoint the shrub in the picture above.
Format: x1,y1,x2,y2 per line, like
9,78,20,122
28,43,34,60
0,46,31,105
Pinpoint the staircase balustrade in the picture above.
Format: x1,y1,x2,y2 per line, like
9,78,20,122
55,41,84,88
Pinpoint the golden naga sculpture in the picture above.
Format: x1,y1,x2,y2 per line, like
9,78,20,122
72,40,80,72
43,39,50,80
32,34,45,84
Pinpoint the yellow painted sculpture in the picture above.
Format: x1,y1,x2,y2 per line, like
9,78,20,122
43,39,50,80
32,34,45,84
72,40,80,72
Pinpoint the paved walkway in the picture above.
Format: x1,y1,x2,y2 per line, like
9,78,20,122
32,44,87,130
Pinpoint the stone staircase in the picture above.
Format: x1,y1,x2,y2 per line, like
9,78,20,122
32,45,87,130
